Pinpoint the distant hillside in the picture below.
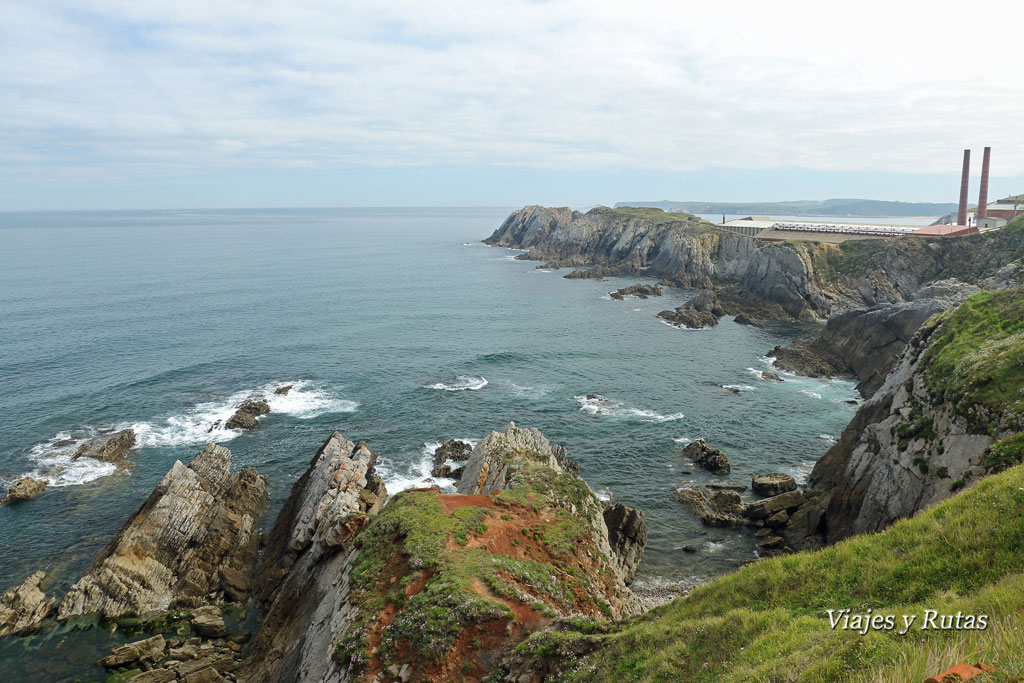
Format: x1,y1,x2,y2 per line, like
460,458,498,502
614,199,959,217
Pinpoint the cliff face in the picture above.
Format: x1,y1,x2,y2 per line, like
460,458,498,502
57,443,268,620
769,279,980,397
240,433,387,683
805,288,1024,543
487,206,1024,327
241,423,645,683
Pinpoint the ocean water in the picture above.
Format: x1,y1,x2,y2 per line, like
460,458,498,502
0,207,858,673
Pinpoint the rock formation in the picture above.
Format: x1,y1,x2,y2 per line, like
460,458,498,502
73,428,136,466
609,283,662,300
57,443,268,620
0,571,55,636
225,397,270,430
794,288,1024,545
673,486,746,528
751,473,797,497
239,433,386,683
240,424,645,683
274,385,293,395
658,290,722,329
0,476,47,505
769,279,980,397
486,206,1024,326
682,439,730,475
430,439,472,479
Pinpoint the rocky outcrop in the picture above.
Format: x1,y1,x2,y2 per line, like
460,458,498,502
225,398,270,430
239,433,386,683
1,476,47,505
602,503,647,585
673,486,746,528
241,424,644,682
610,283,662,300
97,630,246,682
57,443,268,620
564,264,632,279
0,571,55,636
487,206,1024,327
682,439,730,475
769,279,980,397
659,290,722,328
751,473,797,497
274,385,293,395
73,428,136,465
797,288,1024,545
430,439,472,479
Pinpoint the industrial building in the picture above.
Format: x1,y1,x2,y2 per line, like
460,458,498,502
715,146,1017,243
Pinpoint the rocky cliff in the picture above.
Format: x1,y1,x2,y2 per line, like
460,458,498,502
487,206,1024,327
769,279,981,397
798,287,1024,544
57,443,268,620
240,423,645,683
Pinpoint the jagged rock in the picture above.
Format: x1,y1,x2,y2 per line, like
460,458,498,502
766,510,789,529
430,439,472,478
733,313,763,328
768,279,980,397
192,606,226,638
457,422,564,495
273,385,293,395
758,536,785,550
0,571,55,636
101,634,166,667
682,439,730,475
1,476,47,504
73,429,136,464
225,398,270,430
658,290,722,329
674,486,746,528
57,444,268,619
751,473,797,497
744,490,804,520
564,264,627,280
761,371,784,382
603,503,647,585
240,433,387,683
610,283,662,300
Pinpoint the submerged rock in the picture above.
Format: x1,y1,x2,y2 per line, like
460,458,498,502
430,439,472,479
0,571,55,636
682,439,730,475
73,429,136,465
273,385,293,395
0,476,47,505
733,313,763,328
57,443,269,620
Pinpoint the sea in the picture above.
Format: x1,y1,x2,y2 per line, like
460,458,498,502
0,207,879,677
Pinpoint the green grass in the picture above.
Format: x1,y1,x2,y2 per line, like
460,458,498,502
920,287,1024,432
542,463,1024,682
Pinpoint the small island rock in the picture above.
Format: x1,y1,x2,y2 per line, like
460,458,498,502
683,439,730,475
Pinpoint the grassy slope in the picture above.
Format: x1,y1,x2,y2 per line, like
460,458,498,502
540,463,1024,682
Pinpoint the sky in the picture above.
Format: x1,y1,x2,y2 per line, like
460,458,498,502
0,0,1021,210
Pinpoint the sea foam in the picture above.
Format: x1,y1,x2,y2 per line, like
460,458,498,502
574,394,684,423
423,375,488,391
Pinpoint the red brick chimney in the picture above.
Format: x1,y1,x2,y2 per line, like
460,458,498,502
977,146,991,220
957,149,970,226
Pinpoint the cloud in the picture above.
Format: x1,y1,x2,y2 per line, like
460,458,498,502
1,0,1022,192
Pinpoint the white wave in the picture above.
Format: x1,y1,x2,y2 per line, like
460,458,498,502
600,294,614,301
818,434,838,444
128,380,357,448
745,367,764,379
799,390,823,400
722,384,756,392
593,485,613,502
507,381,552,400
423,375,488,392
376,438,478,496
574,394,684,423
13,431,119,488
673,436,694,445
10,380,356,487
659,319,709,331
